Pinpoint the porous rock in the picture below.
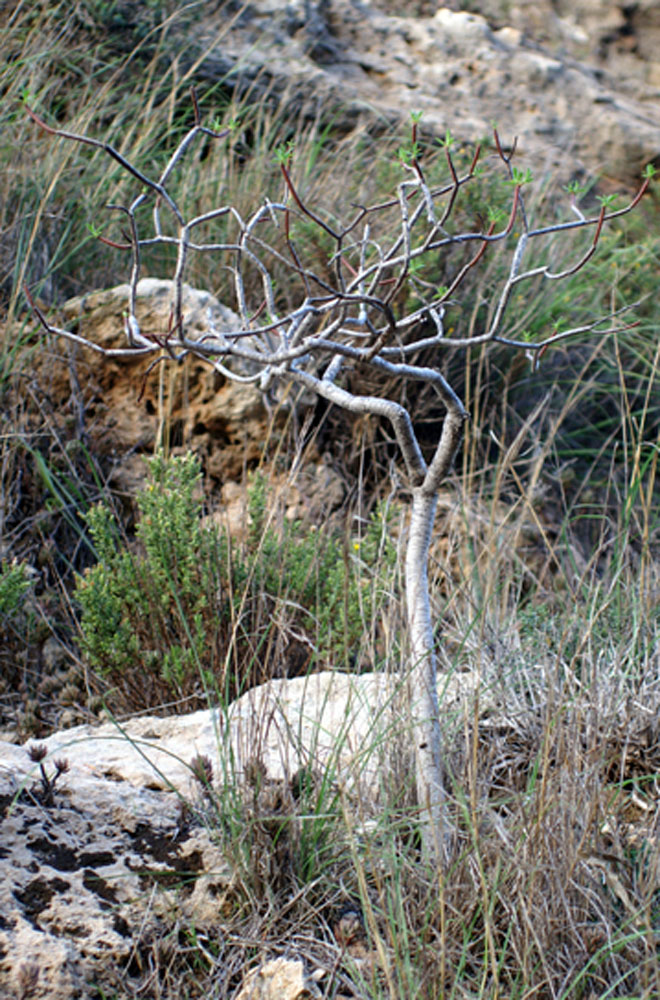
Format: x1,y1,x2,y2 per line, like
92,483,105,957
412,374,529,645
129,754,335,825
0,669,479,999
181,1,660,186
45,278,272,488
234,956,322,1000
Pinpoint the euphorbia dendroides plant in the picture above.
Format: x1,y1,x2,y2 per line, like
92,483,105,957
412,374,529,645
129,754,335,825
25,91,653,862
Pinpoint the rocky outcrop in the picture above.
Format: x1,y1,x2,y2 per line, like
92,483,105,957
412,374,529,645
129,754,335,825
50,278,268,488
30,277,352,539
180,1,660,186
0,669,480,999
1,745,231,999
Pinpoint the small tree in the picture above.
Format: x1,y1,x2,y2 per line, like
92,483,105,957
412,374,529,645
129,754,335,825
25,92,653,861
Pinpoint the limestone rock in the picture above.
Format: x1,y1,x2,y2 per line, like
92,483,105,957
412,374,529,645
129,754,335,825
234,957,322,1000
0,760,231,999
178,1,660,186
1,669,481,796
52,278,269,486
0,669,481,998
229,669,481,787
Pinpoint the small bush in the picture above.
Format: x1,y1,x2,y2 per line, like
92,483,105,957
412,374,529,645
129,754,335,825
244,469,396,668
74,453,395,711
75,452,216,705
0,559,32,620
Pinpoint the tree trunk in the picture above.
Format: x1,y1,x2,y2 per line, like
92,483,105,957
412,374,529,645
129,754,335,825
404,398,465,863
405,486,447,863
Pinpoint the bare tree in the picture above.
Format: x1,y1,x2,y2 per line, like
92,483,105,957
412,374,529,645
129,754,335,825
25,93,653,862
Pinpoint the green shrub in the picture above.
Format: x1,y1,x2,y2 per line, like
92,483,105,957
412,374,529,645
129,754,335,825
74,453,395,711
75,452,216,704
0,559,33,620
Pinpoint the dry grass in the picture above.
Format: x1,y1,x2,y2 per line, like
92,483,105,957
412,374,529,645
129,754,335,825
80,621,660,999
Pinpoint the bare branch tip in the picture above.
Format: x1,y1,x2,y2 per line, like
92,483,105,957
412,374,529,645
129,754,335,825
25,104,54,134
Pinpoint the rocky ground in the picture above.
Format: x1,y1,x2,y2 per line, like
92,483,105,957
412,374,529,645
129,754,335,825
3,672,483,1000
170,0,660,185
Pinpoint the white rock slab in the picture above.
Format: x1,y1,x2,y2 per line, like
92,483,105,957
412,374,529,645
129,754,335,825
0,670,481,999
1,669,480,799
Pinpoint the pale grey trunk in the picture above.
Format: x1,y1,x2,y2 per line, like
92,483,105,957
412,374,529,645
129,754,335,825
406,487,446,860
405,405,465,863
